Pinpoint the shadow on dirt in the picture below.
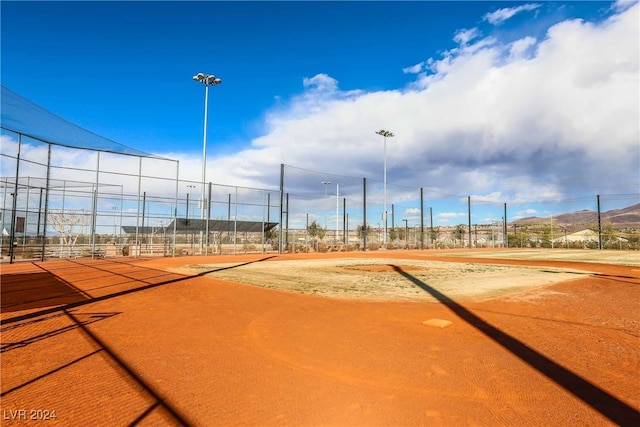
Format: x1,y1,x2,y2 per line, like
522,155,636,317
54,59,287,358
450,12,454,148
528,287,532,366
391,264,640,426
0,310,119,354
0,256,276,327
1,272,91,313
194,256,277,273
0,256,284,426
64,309,191,426
0,256,276,426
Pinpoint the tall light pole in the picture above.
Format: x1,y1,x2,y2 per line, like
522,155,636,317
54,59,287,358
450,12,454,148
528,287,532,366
322,180,331,230
375,129,394,248
193,72,222,253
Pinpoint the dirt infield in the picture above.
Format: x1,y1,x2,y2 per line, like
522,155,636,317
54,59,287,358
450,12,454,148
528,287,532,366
1,249,639,426
173,257,589,302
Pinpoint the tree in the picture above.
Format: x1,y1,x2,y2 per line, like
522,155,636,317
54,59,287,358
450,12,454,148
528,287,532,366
357,224,372,240
149,223,166,255
429,226,440,244
538,224,553,248
47,209,90,257
264,228,277,244
453,224,466,244
307,220,326,240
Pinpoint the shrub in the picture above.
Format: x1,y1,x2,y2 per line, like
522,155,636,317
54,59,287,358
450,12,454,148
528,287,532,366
21,247,36,259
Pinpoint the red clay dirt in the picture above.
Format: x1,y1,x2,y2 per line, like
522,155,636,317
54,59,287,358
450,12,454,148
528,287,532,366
1,250,638,426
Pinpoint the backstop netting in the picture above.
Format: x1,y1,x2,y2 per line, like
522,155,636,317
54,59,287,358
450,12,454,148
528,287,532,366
1,86,279,262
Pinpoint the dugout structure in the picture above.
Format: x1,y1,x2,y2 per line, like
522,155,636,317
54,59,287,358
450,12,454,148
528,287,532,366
1,86,279,263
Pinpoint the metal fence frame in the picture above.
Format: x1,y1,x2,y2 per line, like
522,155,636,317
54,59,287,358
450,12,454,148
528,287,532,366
279,164,640,253
0,129,281,263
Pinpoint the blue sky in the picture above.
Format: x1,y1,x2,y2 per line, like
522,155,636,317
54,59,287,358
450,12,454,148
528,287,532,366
2,1,616,152
1,1,639,226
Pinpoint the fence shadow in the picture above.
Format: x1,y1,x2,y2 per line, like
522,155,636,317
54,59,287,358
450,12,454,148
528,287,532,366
64,309,190,426
0,308,189,426
390,265,640,426
1,271,91,313
0,310,119,354
1,256,276,327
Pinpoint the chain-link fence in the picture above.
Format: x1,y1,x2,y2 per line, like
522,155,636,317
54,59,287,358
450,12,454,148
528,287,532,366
2,84,637,262
0,128,279,263
280,164,640,252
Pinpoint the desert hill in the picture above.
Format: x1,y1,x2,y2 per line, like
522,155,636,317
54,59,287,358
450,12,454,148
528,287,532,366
513,203,640,228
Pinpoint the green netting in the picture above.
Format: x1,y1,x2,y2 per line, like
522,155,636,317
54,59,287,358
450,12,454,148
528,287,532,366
1,85,162,158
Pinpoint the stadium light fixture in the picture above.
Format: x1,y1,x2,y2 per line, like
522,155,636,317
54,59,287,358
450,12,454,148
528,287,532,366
375,129,394,248
193,72,222,253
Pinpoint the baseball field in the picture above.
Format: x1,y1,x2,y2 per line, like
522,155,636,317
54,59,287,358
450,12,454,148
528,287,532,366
1,249,638,426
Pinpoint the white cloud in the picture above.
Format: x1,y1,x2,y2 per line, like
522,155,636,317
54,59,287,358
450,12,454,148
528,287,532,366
196,3,638,208
453,27,481,45
508,36,537,60
436,212,467,224
439,212,466,219
484,3,542,25
7,4,636,221
302,73,338,92
469,192,505,204
404,207,421,216
402,62,424,74
612,0,638,13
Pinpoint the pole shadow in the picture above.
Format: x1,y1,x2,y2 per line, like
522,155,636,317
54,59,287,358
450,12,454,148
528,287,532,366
64,310,191,426
390,265,640,426
199,255,277,273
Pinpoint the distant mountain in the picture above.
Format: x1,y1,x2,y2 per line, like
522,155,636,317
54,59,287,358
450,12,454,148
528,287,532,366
512,203,640,229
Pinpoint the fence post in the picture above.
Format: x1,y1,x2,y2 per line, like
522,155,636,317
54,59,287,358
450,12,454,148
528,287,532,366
468,196,472,249
279,164,284,254
40,143,52,261
343,197,347,245
285,193,289,251
363,177,367,251
504,203,508,248
8,134,22,264
392,204,395,233
420,188,424,250
206,182,212,255
597,194,602,250
430,207,433,248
